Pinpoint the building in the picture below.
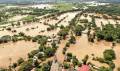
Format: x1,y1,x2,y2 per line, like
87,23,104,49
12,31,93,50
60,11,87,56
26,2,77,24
77,65,90,71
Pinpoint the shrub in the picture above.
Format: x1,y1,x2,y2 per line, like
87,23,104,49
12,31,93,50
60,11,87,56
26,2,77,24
12,36,18,42
51,41,58,49
69,35,76,44
66,53,73,62
79,19,88,23
108,61,115,69
47,27,51,31
24,36,32,41
60,25,64,29
74,25,84,36
98,66,111,71
12,63,17,68
72,56,79,66
63,47,67,54
63,63,70,69
0,35,11,43
103,49,116,61
44,47,55,57
42,63,51,71
19,32,25,36
94,57,106,63
36,53,44,59
57,28,69,39
65,42,70,47
17,58,24,65
6,27,11,31
28,50,39,58
18,60,33,71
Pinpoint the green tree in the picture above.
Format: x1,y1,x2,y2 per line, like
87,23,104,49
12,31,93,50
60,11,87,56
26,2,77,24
103,49,116,61
18,60,33,71
74,25,84,36
69,35,76,44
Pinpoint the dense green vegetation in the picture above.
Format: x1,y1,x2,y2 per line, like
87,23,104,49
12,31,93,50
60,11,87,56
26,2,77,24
103,49,116,61
96,23,120,42
86,4,120,16
22,15,38,23
0,7,59,25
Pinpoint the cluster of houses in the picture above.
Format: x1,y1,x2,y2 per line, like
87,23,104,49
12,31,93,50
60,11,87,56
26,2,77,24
50,56,91,71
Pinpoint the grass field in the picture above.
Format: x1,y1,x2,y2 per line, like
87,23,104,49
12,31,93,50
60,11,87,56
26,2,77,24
53,3,75,11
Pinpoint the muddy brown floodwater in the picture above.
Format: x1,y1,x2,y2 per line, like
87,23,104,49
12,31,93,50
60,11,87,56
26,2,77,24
66,33,120,71
0,41,39,68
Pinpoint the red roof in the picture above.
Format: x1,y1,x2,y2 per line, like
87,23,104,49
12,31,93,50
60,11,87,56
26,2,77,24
78,65,90,71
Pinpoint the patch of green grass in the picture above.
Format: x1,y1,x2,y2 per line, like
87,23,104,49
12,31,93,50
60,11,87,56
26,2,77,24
53,3,75,11
21,15,35,21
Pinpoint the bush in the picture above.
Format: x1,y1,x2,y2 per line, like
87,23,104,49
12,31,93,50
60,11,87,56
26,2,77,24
63,63,70,69
24,36,32,41
42,63,51,71
69,35,76,44
57,28,69,39
74,25,84,36
66,53,73,62
12,36,18,42
32,35,48,45
51,41,58,49
32,37,37,42
94,57,106,63
63,47,67,54
44,47,55,57
18,60,33,71
28,50,39,58
67,53,72,58
37,36,48,45
36,53,44,59
108,61,115,69
98,66,111,71
19,32,25,36
65,42,70,47
60,25,65,29
12,63,17,68
17,58,24,65
47,27,51,31
79,19,88,23
103,49,116,61
72,56,79,66
6,27,11,31
39,45,46,52
0,35,11,43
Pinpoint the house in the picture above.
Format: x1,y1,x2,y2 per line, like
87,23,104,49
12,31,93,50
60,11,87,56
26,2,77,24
78,65,90,71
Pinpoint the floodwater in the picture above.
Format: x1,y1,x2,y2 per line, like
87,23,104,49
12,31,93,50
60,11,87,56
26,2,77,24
0,41,38,68
66,33,120,71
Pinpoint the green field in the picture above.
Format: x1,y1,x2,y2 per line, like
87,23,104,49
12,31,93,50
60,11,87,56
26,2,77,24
53,3,75,11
